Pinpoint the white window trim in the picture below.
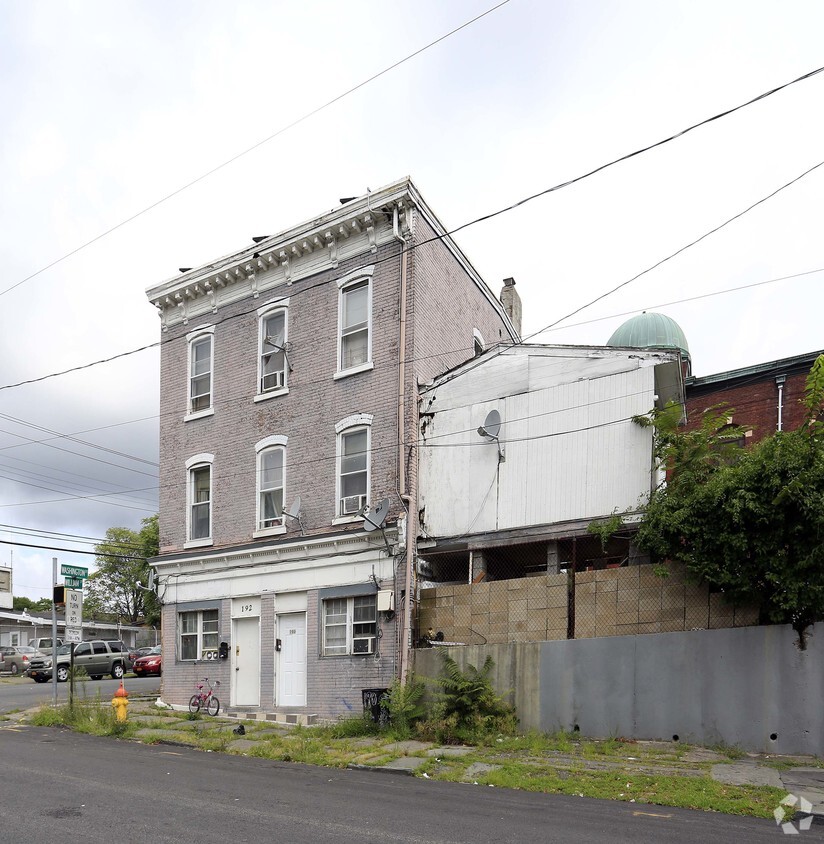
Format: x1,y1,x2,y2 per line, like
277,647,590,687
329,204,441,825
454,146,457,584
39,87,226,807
473,328,486,356
185,453,214,549
178,608,219,662
256,302,289,401
184,325,216,422
322,594,378,656
254,436,288,537
335,266,374,379
335,415,372,521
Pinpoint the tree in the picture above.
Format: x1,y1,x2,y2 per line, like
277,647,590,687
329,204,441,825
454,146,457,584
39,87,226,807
13,596,53,613
634,356,824,648
85,515,160,626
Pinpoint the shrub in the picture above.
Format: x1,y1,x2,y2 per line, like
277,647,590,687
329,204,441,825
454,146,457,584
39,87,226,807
426,649,516,743
380,676,426,739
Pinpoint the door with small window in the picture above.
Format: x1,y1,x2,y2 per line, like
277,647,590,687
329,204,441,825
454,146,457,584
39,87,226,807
277,613,307,707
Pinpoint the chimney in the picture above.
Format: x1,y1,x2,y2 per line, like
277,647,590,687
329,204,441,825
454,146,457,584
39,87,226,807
500,277,522,337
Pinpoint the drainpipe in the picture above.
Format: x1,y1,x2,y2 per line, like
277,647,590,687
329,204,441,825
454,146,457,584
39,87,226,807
394,205,416,683
775,374,786,432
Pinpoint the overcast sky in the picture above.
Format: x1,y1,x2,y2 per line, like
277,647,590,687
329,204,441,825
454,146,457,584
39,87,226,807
1,0,822,601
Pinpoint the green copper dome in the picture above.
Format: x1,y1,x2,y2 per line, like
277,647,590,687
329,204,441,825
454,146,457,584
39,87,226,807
607,312,690,360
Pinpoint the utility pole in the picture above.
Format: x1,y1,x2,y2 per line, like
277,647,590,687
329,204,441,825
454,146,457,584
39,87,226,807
51,557,57,706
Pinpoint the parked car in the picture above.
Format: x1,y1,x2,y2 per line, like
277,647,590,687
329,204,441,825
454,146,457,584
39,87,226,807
132,647,162,677
0,646,40,676
29,637,63,654
129,646,155,664
28,640,133,682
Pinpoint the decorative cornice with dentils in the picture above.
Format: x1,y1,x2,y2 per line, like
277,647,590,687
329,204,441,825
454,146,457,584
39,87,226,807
147,179,416,331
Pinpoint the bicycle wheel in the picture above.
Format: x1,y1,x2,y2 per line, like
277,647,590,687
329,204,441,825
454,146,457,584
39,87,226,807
206,695,220,716
188,694,201,714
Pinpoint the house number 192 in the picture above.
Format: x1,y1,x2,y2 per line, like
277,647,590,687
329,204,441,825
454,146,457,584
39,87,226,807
241,604,253,613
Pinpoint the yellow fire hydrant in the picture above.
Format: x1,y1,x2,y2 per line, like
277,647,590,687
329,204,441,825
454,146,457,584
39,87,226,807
112,681,129,723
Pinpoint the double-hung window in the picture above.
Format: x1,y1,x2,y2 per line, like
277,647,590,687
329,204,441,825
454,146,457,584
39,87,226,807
186,453,214,546
255,436,287,534
335,414,372,519
323,594,377,655
258,305,288,397
179,609,219,661
335,268,373,378
186,325,215,419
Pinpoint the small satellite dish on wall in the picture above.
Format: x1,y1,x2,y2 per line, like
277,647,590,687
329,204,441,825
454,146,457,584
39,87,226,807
477,409,505,463
477,409,501,440
282,496,305,534
364,498,390,532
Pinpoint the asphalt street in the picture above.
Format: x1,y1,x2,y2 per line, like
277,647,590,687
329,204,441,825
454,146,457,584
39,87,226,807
2,726,820,844
0,675,160,713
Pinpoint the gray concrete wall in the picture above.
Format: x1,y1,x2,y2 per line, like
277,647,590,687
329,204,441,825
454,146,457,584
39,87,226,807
413,624,824,756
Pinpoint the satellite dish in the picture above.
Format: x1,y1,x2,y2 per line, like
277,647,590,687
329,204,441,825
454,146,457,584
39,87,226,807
364,498,390,532
478,409,501,440
284,496,301,520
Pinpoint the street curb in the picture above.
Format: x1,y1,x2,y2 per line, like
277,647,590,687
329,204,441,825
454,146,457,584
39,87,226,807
346,763,415,776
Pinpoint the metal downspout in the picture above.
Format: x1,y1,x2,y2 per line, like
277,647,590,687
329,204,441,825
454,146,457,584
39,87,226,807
394,206,415,683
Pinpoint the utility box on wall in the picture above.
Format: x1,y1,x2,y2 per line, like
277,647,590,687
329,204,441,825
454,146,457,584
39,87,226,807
377,590,394,612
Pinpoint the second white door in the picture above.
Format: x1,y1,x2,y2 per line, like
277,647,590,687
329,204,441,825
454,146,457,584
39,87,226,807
277,612,307,707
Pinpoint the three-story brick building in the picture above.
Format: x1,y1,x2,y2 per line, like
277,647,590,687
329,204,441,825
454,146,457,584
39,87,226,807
145,178,518,720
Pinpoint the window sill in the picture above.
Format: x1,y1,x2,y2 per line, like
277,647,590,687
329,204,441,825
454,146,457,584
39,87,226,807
253,525,287,539
333,361,374,381
254,388,289,403
184,408,215,422
184,538,213,550
332,515,362,526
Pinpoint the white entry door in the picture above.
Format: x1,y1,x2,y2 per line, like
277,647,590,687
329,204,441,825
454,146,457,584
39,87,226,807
277,613,307,707
232,616,260,707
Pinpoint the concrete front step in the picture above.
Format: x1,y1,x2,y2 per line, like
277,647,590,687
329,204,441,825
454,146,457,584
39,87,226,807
224,709,318,726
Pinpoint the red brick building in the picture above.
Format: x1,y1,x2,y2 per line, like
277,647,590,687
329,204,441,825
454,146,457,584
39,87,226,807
684,349,823,443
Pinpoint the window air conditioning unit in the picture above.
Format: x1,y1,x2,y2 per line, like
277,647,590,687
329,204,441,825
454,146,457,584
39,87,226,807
352,637,375,655
262,370,285,391
341,494,367,515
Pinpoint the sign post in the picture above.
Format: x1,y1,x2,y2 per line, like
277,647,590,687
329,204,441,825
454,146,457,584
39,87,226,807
65,589,83,708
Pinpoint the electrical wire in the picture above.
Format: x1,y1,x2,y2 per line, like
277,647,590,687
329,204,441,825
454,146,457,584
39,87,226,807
0,1,512,301
2,64,824,392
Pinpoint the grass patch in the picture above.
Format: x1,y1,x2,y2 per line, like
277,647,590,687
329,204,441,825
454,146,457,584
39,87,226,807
29,701,136,738
464,765,784,818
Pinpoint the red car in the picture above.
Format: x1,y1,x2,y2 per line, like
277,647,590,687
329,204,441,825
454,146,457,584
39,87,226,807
132,646,162,677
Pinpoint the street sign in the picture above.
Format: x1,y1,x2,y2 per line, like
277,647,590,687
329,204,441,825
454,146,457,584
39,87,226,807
64,576,83,589
65,588,83,641
61,564,89,579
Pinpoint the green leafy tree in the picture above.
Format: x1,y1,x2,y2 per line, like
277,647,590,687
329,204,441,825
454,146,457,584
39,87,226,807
86,515,160,626
13,596,53,612
635,356,824,647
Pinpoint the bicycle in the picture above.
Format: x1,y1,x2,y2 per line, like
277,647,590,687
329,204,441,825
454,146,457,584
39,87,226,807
189,678,221,716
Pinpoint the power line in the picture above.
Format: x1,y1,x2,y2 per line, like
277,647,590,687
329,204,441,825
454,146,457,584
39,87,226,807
0,538,140,560
0,522,144,548
0,1,512,301
429,157,824,390
0,411,158,468
536,267,824,336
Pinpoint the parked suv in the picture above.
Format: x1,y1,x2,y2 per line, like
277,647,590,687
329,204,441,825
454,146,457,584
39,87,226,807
28,640,132,682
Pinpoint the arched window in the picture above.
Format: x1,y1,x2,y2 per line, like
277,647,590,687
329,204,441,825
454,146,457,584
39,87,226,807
257,302,289,398
335,267,374,378
473,328,486,357
335,414,372,518
185,453,214,546
186,325,215,419
255,436,288,533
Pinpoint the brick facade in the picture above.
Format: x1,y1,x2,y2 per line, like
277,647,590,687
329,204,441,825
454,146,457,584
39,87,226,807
684,350,822,443
147,179,516,719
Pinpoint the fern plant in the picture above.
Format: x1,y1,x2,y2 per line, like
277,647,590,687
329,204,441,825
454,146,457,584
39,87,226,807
431,649,515,741
380,675,426,739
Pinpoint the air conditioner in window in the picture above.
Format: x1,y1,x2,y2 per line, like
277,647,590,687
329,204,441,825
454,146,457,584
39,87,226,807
352,637,375,655
341,494,367,515
262,370,285,391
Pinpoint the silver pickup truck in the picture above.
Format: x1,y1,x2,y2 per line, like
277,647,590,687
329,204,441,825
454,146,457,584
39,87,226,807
28,640,132,682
